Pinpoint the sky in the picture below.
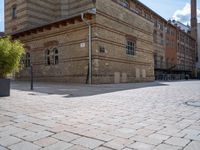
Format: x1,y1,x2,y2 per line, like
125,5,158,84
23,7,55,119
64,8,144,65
0,0,3,32
139,0,200,25
0,0,200,32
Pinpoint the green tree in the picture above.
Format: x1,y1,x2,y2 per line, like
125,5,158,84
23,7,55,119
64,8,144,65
0,37,25,78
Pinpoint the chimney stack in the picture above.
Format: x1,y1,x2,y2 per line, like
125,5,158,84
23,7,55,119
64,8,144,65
191,0,197,40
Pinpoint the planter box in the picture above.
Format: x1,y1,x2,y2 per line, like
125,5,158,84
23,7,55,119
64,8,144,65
0,79,10,97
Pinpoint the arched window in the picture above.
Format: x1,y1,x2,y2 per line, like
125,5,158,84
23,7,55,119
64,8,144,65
53,48,59,65
45,49,51,65
26,52,31,67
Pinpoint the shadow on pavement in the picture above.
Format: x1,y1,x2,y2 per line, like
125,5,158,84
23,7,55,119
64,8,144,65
11,81,168,98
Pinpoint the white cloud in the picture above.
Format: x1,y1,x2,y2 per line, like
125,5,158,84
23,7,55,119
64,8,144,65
172,3,200,25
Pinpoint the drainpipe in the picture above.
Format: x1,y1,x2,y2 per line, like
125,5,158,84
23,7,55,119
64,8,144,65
81,13,92,84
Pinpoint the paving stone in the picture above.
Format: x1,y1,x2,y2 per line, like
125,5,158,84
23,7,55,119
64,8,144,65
148,133,170,141
145,125,164,131
8,141,41,150
95,146,113,150
34,137,58,147
107,130,135,138
103,138,133,150
0,126,25,137
1,81,200,150
0,136,21,147
184,141,200,150
22,131,53,142
41,141,73,150
11,130,35,139
47,124,71,133
14,122,34,129
116,128,137,134
95,134,114,142
52,131,80,142
156,127,181,136
0,122,13,128
131,135,163,145
184,134,200,141
154,144,182,150
25,124,48,133
68,145,91,150
165,137,190,147
72,137,104,149
128,142,155,150
0,145,8,150
136,128,155,136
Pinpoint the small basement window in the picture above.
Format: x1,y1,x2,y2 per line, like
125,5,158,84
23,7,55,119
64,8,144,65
12,5,17,19
99,46,105,53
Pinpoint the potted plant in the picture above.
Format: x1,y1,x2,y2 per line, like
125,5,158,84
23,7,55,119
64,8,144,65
0,37,24,97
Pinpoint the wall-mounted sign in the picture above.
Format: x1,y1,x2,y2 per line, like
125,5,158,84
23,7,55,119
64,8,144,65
80,43,86,48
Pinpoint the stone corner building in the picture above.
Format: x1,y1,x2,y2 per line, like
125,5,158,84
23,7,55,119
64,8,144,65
5,0,155,84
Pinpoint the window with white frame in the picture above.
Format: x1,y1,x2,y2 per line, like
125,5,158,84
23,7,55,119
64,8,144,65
45,48,59,65
126,36,136,55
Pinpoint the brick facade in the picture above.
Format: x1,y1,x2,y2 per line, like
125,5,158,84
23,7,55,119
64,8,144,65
5,0,196,83
8,0,154,84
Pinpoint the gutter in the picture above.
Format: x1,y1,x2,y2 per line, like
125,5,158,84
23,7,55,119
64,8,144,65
81,8,96,84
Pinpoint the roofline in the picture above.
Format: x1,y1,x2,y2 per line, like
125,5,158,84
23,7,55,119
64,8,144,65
11,9,96,36
136,0,169,23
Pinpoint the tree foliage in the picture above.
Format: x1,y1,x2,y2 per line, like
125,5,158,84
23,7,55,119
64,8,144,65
0,37,25,78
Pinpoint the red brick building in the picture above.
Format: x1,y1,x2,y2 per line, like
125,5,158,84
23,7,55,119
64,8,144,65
119,0,197,80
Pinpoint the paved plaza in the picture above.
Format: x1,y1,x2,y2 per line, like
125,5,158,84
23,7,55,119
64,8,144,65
0,81,200,150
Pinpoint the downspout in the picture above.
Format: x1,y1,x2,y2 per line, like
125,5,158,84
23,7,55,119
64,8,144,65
81,13,92,84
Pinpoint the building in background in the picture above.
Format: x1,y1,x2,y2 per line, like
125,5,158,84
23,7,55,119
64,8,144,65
4,0,197,83
5,0,155,84
128,0,196,80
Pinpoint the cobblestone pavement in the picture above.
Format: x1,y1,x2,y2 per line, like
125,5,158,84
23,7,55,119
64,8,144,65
0,81,200,150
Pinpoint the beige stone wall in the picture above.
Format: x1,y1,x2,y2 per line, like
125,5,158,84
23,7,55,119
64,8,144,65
26,0,60,27
14,0,154,84
5,0,28,34
60,0,95,18
5,0,95,34
92,0,154,83
16,21,91,83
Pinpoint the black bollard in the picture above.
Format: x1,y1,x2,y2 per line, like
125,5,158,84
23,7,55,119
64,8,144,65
30,65,33,90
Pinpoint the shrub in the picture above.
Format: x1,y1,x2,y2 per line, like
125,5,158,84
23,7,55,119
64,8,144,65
0,37,25,78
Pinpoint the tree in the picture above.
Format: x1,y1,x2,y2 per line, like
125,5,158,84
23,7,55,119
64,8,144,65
0,37,25,78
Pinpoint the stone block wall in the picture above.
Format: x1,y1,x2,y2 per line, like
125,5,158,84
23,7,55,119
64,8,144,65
5,0,95,34
16,21,91,83
13,0,155,84
92,0,154,83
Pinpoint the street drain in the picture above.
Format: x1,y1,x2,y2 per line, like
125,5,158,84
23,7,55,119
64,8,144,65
185,101,200,107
